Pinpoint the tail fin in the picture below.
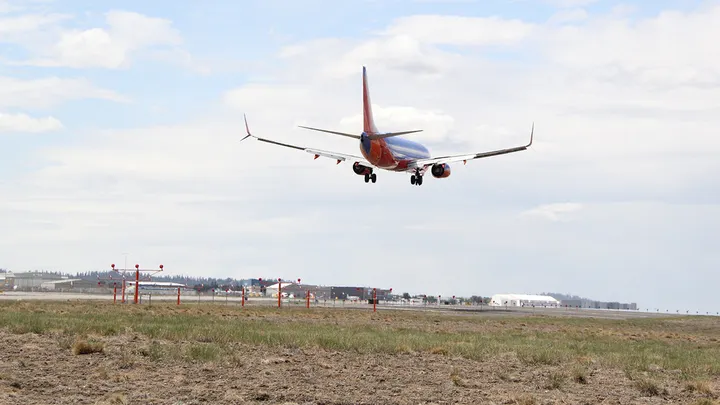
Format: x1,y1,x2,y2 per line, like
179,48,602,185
363,66,379,134
297,67,422,141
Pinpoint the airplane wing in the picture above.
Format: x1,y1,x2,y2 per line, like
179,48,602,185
408,123,534,170
240,115,373,167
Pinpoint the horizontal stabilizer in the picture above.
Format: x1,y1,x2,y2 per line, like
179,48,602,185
368,129,423,140
298,125,361,139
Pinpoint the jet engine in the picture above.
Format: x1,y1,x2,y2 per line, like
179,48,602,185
431,163,451,178
353,162,372,176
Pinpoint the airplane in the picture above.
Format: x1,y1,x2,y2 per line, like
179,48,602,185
240,66,534,186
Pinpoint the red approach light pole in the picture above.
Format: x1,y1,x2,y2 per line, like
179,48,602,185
373,288,377,312
134,264,140,304
278,278,282,308
241,286,245,307
111,263,164,305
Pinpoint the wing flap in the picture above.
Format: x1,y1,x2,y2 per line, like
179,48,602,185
408,123,534,169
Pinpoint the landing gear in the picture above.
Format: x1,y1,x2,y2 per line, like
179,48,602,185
411,170,423,186
364,173,377,183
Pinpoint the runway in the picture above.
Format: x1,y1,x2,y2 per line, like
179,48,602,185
0,291,687,320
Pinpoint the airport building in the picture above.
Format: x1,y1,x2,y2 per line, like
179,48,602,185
489,294,560,308
4,271,66,290
561,299,637,310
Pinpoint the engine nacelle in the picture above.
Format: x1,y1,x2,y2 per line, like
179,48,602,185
431,163,451,178
353,162,373,176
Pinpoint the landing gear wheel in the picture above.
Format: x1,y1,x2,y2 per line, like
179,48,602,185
364,173,370,183
371,173,377,183
412,169,424,186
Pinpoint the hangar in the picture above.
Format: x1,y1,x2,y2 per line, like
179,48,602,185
489,294,560,308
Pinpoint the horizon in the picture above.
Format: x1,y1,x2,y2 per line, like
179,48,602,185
0,268,641,306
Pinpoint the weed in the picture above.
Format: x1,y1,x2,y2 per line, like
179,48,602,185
430,346,448,355
72,339,104,355
572,366,588,384
686,380,715,397
544,371,566,390
635,378,666,397
187,343,221,362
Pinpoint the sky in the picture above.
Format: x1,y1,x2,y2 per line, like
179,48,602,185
1,0,719,313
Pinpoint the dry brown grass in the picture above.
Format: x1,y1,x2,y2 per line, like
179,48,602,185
686,380,716,397
72,339,104,355
634,378,667,397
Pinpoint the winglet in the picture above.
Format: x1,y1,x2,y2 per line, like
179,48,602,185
527,122,534,148
241,113,253,142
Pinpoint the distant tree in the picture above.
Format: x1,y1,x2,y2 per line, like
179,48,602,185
402,292,411,300
469,295,484,304
542,292,595,302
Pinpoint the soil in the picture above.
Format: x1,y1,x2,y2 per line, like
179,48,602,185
0,330,718,405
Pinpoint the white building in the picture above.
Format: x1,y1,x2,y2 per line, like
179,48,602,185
489,294,560,307
39,279,83,290
125,281,187,295
265,282,297,297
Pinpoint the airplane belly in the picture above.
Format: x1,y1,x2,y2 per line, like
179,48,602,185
363,140,397,169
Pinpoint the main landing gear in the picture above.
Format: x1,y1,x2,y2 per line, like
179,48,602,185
364,173,377,183
410,169,423,186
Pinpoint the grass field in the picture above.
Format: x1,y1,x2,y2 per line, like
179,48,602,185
1,300,719,404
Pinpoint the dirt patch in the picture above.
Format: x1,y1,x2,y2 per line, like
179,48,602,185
0,330,717,405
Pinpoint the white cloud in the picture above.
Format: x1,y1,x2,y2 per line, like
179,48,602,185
22,10,183,69
520,203,583,222
338,106,455,143
543,0,599,7
0,76,128,109
0,112,63,133
382,15,535,46
0,13,69,37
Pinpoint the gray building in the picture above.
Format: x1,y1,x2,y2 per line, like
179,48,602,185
561,298,638,310
7,271,65,290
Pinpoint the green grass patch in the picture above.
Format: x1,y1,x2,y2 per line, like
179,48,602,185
1,301,719,380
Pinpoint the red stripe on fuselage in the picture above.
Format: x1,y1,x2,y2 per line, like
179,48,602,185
359,139,410,171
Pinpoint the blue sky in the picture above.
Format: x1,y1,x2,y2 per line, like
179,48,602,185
1,0,719,312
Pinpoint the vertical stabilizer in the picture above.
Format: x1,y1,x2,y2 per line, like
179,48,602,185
363,66,379,134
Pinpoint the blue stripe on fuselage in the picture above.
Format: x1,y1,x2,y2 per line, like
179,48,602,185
385,136,431,160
